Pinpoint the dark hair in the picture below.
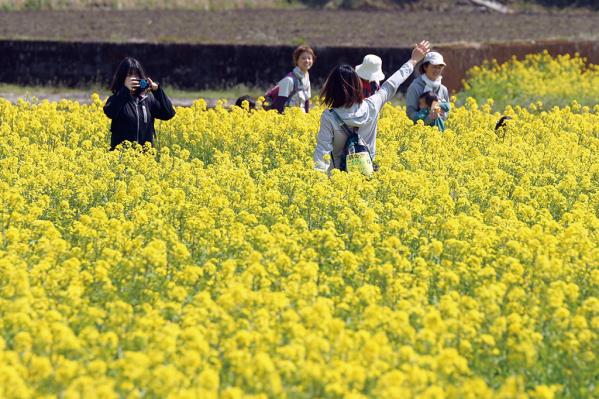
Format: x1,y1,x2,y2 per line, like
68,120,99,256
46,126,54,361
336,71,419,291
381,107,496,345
110,57,147,93
419,92,439,107
495,115,512,130
293,45,316,66
234,95,256,110
320,64,364,108
418,61,430,75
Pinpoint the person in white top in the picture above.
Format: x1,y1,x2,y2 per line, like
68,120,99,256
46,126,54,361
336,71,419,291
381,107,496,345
313,41,431,173
271,45,315,113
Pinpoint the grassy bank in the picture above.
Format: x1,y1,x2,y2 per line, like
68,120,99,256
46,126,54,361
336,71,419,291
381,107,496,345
0,83,266,107
0,83,263,98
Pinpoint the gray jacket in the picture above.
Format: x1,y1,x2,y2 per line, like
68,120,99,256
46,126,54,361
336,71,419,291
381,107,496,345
314,61,414,172
405,75,450,121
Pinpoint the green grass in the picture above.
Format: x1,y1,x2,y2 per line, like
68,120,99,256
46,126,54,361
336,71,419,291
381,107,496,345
0,83,413,101
0,82,410,108
0,83,265,100
168,84,264,99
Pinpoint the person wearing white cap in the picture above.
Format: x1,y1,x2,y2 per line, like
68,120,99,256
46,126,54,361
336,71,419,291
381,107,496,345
405,51,450,124
356,54,385,98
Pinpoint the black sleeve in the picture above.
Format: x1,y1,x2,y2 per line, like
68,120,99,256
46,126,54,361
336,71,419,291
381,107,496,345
103,87,130,119
150,86,176,120
272,96,288,114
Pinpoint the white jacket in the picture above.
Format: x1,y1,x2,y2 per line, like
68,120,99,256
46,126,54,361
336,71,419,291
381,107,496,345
313,61,414,172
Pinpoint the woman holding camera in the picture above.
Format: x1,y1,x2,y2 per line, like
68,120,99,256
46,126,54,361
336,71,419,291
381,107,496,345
104,57,176,150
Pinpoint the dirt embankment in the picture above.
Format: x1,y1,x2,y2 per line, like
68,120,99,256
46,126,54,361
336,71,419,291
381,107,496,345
0,10,598,95
0,10,597,47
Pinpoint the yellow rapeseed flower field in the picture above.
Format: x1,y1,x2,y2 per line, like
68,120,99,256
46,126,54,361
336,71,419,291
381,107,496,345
460,51,599,110
0,58,598,398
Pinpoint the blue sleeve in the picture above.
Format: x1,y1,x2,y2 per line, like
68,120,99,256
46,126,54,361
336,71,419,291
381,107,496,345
412,109,429,123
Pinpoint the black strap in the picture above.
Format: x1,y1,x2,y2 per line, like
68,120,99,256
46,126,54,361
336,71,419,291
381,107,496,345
329,109,357,137
285,70,306,106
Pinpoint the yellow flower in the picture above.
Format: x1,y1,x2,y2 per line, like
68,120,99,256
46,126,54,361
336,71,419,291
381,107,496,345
529,385,562,399
0,60,598,397
198,368,219,392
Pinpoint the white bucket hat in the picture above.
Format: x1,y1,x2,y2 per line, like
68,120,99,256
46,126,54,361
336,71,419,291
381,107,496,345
423,51,446,66
355,54,385,82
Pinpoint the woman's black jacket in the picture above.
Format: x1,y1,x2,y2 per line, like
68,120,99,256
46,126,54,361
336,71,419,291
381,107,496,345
103,86,176,150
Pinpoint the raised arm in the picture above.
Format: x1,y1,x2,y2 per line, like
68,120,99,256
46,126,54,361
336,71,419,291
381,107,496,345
367,41,430,114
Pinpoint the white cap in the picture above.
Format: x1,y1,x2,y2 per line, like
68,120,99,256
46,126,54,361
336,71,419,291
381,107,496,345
423,51,446,66
355,54,385,82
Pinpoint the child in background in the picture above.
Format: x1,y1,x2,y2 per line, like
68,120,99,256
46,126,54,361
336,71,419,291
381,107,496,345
234,95,256,110
412,92,450,132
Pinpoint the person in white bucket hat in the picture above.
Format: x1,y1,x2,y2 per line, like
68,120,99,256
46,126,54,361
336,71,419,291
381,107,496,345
355,54,385,98
404,50,450,126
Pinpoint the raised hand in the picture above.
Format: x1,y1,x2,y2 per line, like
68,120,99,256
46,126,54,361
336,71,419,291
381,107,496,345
125,75,140,91
410,40,430,64
147,77,159,92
